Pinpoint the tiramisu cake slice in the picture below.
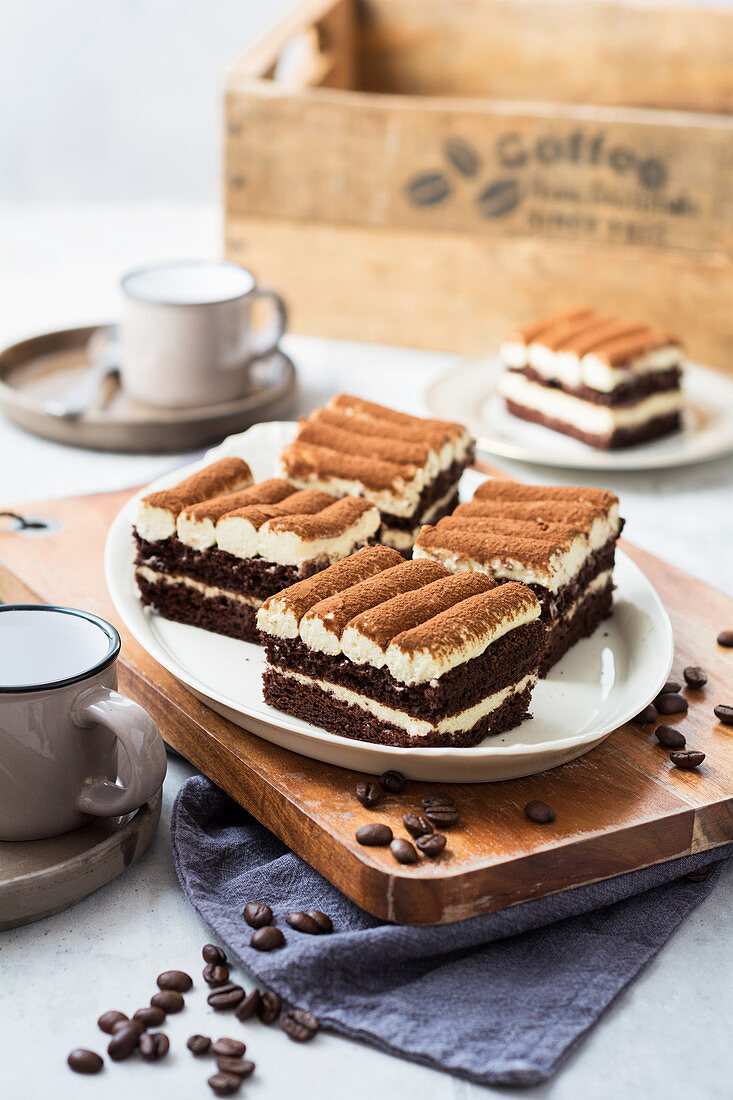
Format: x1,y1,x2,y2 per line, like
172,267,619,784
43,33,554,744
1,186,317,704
133,458,380,643
257,545,544,747
414,479,623,673
499,307,683,448
277,394,475,554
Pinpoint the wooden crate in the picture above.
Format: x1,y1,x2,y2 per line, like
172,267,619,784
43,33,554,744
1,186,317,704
224,0,733,371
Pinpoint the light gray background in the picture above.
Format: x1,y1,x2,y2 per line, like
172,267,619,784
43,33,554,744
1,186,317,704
4,0,731,203
0,0,293,201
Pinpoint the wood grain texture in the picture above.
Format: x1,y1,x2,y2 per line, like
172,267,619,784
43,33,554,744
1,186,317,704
223,0,733,370
225,216,733,370
1,487,731,924
357,0,733,113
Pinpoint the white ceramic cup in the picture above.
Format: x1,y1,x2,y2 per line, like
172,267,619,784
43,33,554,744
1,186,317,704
0,605,167,842
119,259,287,409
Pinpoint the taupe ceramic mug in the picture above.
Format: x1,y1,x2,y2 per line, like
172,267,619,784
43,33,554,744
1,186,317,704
0,605,167,842
120,259,288,409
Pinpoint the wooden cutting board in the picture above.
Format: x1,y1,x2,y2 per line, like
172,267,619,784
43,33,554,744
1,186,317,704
1,487,731,924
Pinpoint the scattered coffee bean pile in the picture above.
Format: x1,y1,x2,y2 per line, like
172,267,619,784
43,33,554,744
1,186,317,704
353,773,456,862
631,636,733,772
67,938,323,1092
241,897,333,951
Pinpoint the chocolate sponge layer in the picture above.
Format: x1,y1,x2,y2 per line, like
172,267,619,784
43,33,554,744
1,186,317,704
263,670,535,748
136,571,260,643
262,620,545,722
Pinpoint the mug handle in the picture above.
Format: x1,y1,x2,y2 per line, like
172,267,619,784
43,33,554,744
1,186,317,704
246,287,288,361
71,685,167,817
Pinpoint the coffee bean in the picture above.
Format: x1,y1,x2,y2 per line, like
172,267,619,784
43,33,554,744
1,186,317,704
355,781,380,808
714,704,733,725
68,1049,103,1075
717,630,733,648
98,1010,128,1034
250,926,285,952
390,838,418,864
524,800,556,824
211,1038,246,1057
256,990,282,1024
406,171,451,207
107,1023,140,1061
403,813,433,838
204,963,230,986
112,1018,144,1036
286,911,323,935
416,833,446,857
477,177,522,219
151,990,184,1014
207,984,245,1010
187,1034,212,1055
243,902,272,928
655,725,686,749
656,693,688,715
379,770,405,794
234,989,260,1021
157,969,193,992
421,794,455,808
683,666,707,690
139,1032,169,1061
670,749,706,769
203,944,227,966
424,805,460,827
208,1072,242,1096
280,1007,319,1043
686,865,712,882
355,823,393,846
443,137,480,178
216,1057,255,1079
307,910,333,933
133,1006,166,1028
656,680,681,698
634,704,658,724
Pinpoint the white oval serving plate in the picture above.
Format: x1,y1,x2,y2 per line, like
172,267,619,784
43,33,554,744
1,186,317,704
105,421,674,782
426,356,733,472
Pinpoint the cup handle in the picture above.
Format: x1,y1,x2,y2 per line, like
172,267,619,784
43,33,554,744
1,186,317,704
71,685,167,817
246,287,288,361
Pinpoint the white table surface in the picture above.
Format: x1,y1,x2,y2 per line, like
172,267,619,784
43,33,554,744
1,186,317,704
1,203,731,1100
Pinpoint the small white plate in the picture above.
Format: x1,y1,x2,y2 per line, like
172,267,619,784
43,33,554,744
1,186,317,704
426,357,733,472
105,421,674,782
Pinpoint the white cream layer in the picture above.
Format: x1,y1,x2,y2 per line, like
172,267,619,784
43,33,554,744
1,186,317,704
275,467,425,518
213,507,380,567
414,533,591,592
501,344,680,394
278,435,472,520
554,569,613,623
136,566,263,608
272,668,535,737
337,602,540,685
136,502,178,542
499,371,683,433
379,482,462,551
257,600,300,639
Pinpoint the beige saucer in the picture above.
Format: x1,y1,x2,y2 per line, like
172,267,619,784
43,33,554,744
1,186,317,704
0,325,297,453
0,790,161,931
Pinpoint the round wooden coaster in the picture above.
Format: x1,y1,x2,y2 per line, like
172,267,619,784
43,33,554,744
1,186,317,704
0,790,162,931
0,325,297,453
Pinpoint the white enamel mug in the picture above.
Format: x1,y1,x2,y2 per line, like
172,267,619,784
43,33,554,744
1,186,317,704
120,260,287,409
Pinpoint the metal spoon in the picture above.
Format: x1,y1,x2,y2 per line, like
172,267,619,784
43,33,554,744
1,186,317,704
44,326,119,419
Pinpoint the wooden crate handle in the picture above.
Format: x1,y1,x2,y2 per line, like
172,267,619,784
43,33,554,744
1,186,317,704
273,25,335,87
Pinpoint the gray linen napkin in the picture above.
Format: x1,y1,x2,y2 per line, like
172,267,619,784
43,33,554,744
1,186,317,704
171,775,729,1088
